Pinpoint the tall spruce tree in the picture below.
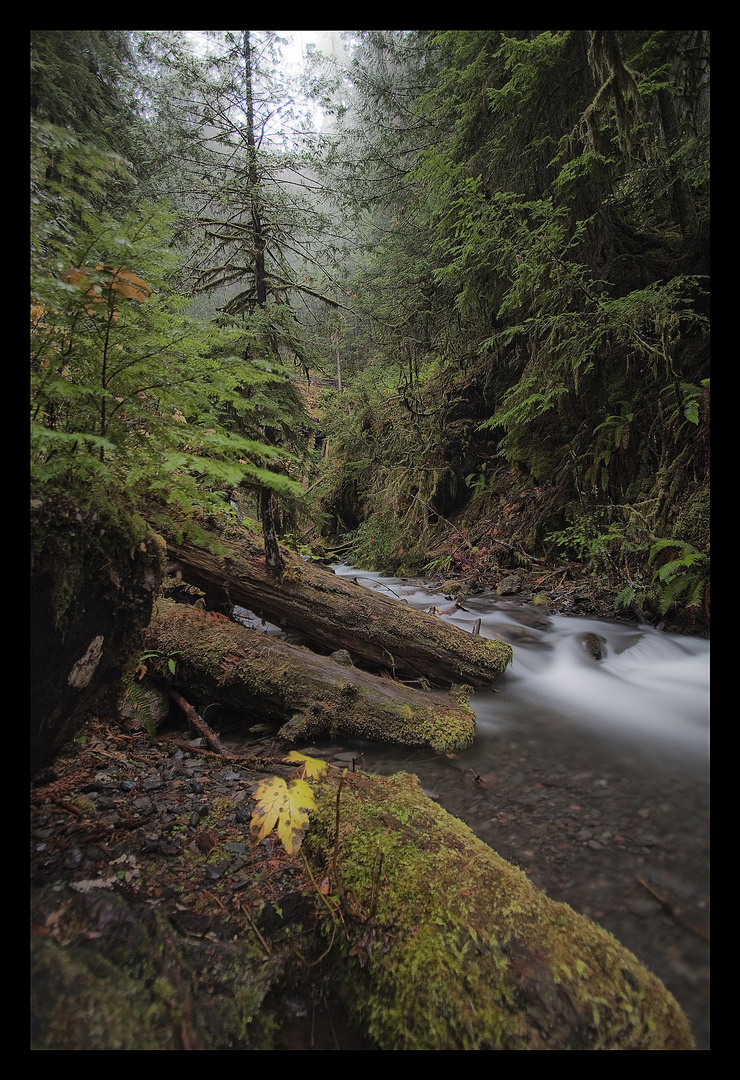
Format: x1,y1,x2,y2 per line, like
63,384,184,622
135,30,352,569
30,31,304,543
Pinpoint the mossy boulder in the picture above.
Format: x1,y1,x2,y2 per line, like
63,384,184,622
306,771,694,1050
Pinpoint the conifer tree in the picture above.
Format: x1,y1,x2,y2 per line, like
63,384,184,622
134,30,351,570
30,32,303,544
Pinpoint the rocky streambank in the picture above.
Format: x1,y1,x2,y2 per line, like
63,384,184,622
31,712,702,1049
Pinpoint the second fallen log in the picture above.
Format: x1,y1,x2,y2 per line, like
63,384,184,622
163,532,512,687
144,600,477,752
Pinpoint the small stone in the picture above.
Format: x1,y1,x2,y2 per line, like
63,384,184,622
63,847,83,869
497,575,522,596
329,649,353,666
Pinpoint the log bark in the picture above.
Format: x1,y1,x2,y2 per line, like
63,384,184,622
144,600,477,752
163,531,512,688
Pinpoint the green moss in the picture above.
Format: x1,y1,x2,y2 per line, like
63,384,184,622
306,772,694,1051
31,885,285,1050
31,486,163,637
147,600,481,752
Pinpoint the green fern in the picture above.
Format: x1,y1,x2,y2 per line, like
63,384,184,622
648,539,707,616
121,672,157,743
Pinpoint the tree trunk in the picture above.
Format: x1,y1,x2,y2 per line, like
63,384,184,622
259,486,282,576
657,88,699,241
144,599,477,752
163,530,512,688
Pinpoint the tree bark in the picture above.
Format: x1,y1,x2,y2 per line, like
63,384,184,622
144,599,477,752
163,530,512,688
657,87,699,241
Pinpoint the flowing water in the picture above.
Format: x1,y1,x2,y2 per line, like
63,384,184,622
324,566,710,1048
234,564,710,1046
330,565,709,772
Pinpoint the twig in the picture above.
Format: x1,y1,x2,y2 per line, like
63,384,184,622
636,877,709,943
352,575,402,599
245,912,272,957
168,690,230,756
332,772,347,910
50,797,85,817
293,849,339,966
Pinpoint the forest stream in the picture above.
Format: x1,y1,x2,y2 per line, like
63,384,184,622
231,564,710,1048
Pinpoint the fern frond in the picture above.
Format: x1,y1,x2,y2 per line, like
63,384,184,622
121,672,157,742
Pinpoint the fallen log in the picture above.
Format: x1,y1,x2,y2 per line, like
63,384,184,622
305,770,695,1050
163,531,512,688
144,600,477,752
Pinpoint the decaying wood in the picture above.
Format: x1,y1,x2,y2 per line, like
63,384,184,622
163,531,512,688
306,771,695,1050
144,599,478,752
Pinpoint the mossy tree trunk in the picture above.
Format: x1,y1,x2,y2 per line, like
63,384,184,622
31,491,166,775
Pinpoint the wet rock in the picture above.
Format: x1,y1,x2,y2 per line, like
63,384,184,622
329,649,353,666
508,607,552,630
497,574,522,596
580,632,608,659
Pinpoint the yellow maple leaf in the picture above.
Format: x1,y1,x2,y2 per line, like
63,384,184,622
250,775,317,856
284,751,329,782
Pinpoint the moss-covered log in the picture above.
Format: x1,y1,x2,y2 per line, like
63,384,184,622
164,532,512,687
145,599,477,752
305,770,694,1051
30,736,694,1050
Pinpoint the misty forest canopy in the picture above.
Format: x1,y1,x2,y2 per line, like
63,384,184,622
30,30,709,629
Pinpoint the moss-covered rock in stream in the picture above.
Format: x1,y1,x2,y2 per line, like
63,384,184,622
305,771,694,1050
